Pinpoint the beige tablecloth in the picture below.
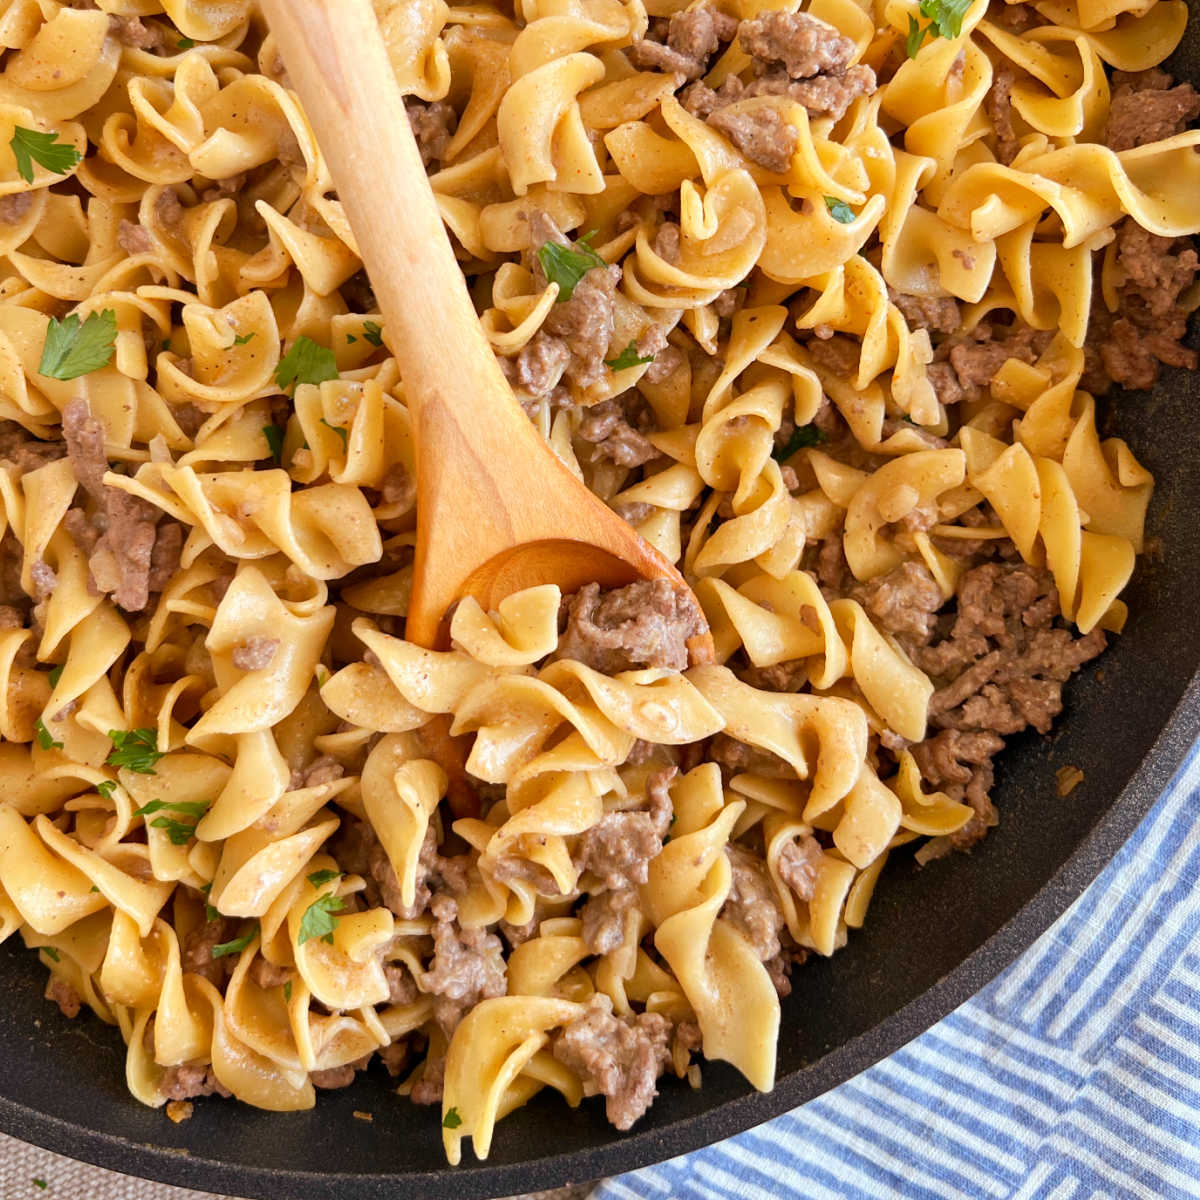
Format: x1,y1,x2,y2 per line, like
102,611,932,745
0,1133,592,1200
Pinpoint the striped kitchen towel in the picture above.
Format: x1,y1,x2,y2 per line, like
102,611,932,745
594,743,1200,1200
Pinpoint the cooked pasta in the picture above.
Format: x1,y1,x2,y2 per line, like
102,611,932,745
0,0,1193,1165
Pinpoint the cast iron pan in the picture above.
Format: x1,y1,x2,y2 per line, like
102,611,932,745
3,30,1200,1200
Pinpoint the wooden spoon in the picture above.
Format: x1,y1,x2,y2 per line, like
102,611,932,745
260,0,714,663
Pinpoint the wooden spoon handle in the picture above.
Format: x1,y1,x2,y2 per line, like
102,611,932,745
259,0,511,425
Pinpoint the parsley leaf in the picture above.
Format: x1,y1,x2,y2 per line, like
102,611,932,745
824,197,856,224
34,718,62,751
212,924,258,959
178,37,196,49
772,425,828,460
275,336,338,393
33,1179,48,1191
233,332,254,346
346,334,358,345
200,883,219,922
106,728,164,774
150,815,198,845
537,232,606,302
10,126,81,185
41,946,60,963
283,980,293,1001
298,893,346,945
96,780,117,801
262,423,284,462
361,321,384,348
38,310,117,381
906,14,929,56
306,869,342,889
319,418,348,448
442,1107,463,1129
134,799,208,818
47,663,63,688
906,0,970,56
605,341,654,371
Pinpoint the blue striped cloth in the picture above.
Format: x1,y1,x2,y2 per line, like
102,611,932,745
594,743,1200,1200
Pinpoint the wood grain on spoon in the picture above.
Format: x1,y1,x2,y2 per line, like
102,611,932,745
262,0,711,658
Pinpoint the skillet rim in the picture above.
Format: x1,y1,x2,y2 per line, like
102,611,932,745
1,670,1196,1200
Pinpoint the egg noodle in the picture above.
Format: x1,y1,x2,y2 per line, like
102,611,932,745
0,0,1193,1166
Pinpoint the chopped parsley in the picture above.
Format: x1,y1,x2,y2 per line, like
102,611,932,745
442,1107,463,1129
262,423,285,462
233,332,254,346
346,334,357,345
605,341,654,371
275,336,338,393
134,798,208,818
41,946,60,963
772,425,828,460
306,869,342,889
297,892,346,946
96,780,117,801
283,980,293,1001
106,728,164,774
38,310,117,381
47,663,63,688
136,799,207,846
212,924,258,959
200,882,219,922
537,232,606,302
33,1180,48,1191
177,37,195,49
361,320,384,348
906,0,971,56
10,126,81,184
33,718,62,751
319,418,348,447
824,197,856,224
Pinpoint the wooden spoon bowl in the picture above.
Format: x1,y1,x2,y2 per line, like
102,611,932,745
261,0,714,659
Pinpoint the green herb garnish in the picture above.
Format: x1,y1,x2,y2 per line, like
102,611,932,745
824,197,856,224
306,869,342,889
275,336,338,393
96,780,117,801
906,0,971,56
283,980,293,1001
106,728,163,774
10,126,81,185
212,924,258,959
319,418,348,448
134,799,208,818
47,663,63,688
262,423,284,462
38,310,117,381
772,425,828,460
537,232,606,303
442,1107,463,1129
233,332,254,346
297,892,346,946
361,321,384,348
33,1179,47,1191
34,718,62,751
41,946,60,963
605,341,654,371
200,882,219,922
178,37,196,49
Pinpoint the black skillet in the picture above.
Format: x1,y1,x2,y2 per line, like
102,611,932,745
2,22,1199,1200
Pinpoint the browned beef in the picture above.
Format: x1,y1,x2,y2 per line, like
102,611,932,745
708,732,792,779
911,730,1004,850
159,1064,231,1101
289,754,344,791
335,819,463,922
552,995,672,1130
777,835,822,902
117,220,153,255
181,918,239,986
504,334,571,399
575,768,673,891
385,962,418,1006
652,222,681,264
377,1041,410,1076
1105,69,1200,151
630,6,739,79
739,11,856,77
986,63,1021,165
62,400,174,612
410,1052,446,1105
721,843,784,960
852,561,945,642
576,396,660,468
541,266,621,389
45,976,81,1019
685,64,874,122
232,635,279,671
0,192,33,224
889,289,962,334
0,422,66,473
933,322,1051,398
249,957,292,990
406,99,458,169
311,1064,358,1089
557,579,704,673
580,887,639,955
708,105,797,172
989,0,1039,30
739,659,808,692
1086,220,1199,393
380,462,415,509
110,14,163,49
421,894,506,1036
